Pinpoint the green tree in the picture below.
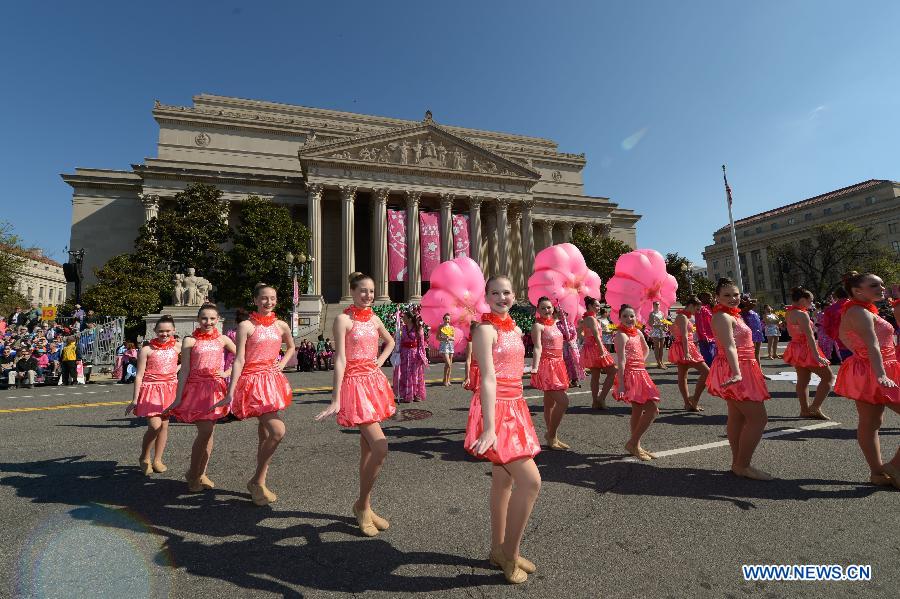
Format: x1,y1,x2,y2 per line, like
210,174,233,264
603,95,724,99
81,253,170,336
219,196,311,315
134,183,230,279
770,222,899,301
0,221,29,315
571,230,633,294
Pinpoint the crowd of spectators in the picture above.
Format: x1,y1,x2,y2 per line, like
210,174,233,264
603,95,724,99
0,303,97,389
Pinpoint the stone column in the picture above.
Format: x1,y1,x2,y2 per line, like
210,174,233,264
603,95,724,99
540,220,555,249
339,185,357,302
306,184,324,296
561,222,574,243
468,196,483,269
495,198,510,274
406,190,422,301
521,200,535,282
372,188,391,302
509,208,525,295
439,193,454,261
139,193,160,222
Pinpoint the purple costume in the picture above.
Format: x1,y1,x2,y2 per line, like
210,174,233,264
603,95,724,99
557,317,584,383
742,310,765,344
392,323,428,402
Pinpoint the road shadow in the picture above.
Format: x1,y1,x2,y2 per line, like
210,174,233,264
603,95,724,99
0,455,497,596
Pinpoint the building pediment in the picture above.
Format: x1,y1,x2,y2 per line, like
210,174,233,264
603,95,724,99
298,118,541,182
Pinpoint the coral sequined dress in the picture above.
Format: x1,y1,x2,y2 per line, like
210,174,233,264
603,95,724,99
530,321,570,391
172,335,229,423
668,316,704,365
581,316,615,369
614,332,660,404
337,309,396,427
706,315,770,402
835,312,900,405
782,316,828,369
135,341,179,417
232,315,293,419
465,324,541,465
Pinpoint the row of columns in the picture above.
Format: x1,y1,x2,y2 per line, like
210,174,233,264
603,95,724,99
304,184,607,302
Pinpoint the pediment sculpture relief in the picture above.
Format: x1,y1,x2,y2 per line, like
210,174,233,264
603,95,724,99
328,134,521,177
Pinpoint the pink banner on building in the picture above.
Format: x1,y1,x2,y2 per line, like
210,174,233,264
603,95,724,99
452,214,470,257
419,211,440,281
388,208,407,281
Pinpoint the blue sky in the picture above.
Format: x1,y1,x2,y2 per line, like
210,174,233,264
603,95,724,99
2,1,899,266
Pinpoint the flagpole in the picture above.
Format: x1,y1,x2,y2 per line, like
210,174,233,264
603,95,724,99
722,164,744,293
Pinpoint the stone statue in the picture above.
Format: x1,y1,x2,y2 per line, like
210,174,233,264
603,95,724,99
398,140,410,165
452,148,466,170
172,274,185,306
176,268,212,306
437,142,447,166
412,140,423,164
423,138,437,159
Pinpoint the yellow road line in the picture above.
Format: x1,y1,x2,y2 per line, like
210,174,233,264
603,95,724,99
0,377,474,416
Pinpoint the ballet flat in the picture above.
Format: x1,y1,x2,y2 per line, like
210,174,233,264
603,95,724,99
494,550,528,584
369,509,390,531
184,472,204,493
199,474,215,489
151,461,168,473
869,473,893,487
489,547,536,574
879,464,900,490
353,504,379,537
247,482,271,506
140,460,153,476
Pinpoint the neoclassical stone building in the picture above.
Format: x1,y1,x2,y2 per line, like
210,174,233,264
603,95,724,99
64,94,640,305
1,246,66,308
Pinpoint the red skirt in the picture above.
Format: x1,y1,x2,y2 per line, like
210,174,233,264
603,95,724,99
134,379,177,417
464,362,480,391
337,359,396,427
232,363,293,419
783,340,828,369
531,353,569,391
835,357,900,405
171,372,229,423
614,368,660,405
668,340,704,365
581,342,614,369
706,355,770,402
465,379,541,465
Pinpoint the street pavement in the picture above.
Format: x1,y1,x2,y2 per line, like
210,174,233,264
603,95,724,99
1,356,899,598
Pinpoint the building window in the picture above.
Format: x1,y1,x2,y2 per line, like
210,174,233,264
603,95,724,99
889,222,898,234
865,196,876,205
788,217,796,225
39,287,45,300
725,258,732,267
713,260,719,270
771,223,778,230
804,213,812,221
755,226,762,233
893,240,900,255
844,202,852,211
719,237,726,244
823,207,832,215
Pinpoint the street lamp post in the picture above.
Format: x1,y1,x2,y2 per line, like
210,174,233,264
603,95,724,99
681,262,694,297
286,252,298,337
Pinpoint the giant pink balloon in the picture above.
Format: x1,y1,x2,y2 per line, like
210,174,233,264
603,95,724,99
527,243,602,326
420,256,490,352
604,249,678,324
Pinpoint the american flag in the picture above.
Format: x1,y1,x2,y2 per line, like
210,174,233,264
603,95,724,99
723,166,733,208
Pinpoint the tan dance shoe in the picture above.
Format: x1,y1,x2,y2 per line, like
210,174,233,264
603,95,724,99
184,472,204,493
199,474,215,489
489,547,536,574
869,473,893,487
352,504,379,537
140,460,153,476
880,464,900,490
369,509,390,531
247,482,271,506
151,461,168,473
493,550,528,584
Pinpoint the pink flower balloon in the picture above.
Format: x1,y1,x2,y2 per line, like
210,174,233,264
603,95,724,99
527,243,602,326
420,257,490,352
604,249,678,324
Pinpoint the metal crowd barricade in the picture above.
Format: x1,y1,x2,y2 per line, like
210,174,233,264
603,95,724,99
73,317,126,367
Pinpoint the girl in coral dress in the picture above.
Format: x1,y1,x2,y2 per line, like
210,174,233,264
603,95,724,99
466,276,541,585
782,286,833,420
216,284,295,506
530,297,572,450
668,297,709,412
316,273,396,536
706,278,773,481
613,305,660,460
580,296,616,410
835,272,900,488
126,315,181,476
165,304,236,493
